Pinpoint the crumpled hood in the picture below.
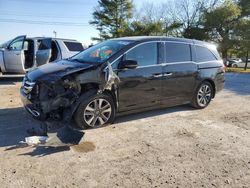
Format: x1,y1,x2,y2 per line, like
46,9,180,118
27,60,96,82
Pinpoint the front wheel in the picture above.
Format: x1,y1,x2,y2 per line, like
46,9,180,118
74,92,115,129
191,81,214,109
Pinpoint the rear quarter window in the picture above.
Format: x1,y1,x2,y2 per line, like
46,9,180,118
195,46,217,62
63,41,84,51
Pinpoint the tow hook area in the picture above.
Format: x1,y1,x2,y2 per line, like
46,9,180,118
26,106,40,117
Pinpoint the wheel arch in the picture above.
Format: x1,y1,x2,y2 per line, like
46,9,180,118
103,88,118,110
200,79,216,98
80,82,99,93
80,83,116,99
77,82,118,111
73,84,117,129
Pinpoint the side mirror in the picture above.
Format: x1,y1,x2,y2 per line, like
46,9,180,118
118,60,138,69
7,46,13,50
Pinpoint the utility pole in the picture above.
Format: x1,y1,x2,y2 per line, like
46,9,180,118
244,50,249,70
160,18,168,37
165,23,168,37
53,31,57,38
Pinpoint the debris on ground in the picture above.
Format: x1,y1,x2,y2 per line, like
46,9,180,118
24,136,48,145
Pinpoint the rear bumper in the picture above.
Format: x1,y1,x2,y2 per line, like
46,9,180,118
215,73,225,94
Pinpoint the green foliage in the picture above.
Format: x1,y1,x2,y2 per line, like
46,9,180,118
122,21,183,37
90,0,133,41
204,0,241,58
239,0,250,17
183,27,208,40
235,20,250,49
123,21,163,36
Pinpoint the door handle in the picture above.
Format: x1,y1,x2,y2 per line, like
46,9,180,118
153,73,163,78
163,72,173,76
15,53,20,55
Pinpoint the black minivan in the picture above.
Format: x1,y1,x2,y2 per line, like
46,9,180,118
20,36,225,129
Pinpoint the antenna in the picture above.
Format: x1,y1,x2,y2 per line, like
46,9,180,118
53,30,57,38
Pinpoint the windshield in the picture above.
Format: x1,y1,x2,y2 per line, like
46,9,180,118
70,40,133,63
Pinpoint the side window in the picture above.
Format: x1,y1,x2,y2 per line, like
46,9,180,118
196,46,217,62
9,39,24,50
165,42,191,62
38,39,51,50
64,41,84,51
126,42,157,66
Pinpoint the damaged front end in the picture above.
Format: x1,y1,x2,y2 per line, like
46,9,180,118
21,75,81,120
20,60,120,122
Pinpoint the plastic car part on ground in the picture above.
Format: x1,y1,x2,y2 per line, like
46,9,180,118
24,136,48,145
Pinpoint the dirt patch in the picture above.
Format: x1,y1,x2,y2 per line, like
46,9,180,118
176,128,198,138
71,142,95,153
223,112,250,130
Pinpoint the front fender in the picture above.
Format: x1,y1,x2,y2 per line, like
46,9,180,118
63,89,98,121
0,50,6,72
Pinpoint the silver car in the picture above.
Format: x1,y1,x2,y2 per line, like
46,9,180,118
0,35,84,74
232,59,250,68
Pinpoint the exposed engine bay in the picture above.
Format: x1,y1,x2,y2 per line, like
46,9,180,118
21,62,119,122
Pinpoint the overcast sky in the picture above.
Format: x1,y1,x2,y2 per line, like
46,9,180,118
0,0,167,45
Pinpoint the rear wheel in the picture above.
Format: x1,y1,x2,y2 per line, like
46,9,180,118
232,64,238,68
191,81,213,109
74,92,115,129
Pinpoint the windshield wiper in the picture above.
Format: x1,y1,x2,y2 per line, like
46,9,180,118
68,58,94,64
68,58,84,63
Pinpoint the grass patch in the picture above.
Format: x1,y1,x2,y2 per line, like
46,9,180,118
226,67,250,73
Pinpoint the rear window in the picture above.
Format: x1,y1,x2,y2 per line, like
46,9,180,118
196,46,217,62
165,42,191,62
64,41,84,51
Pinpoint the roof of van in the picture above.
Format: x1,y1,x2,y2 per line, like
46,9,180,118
28,37,79,42
112,36,214,46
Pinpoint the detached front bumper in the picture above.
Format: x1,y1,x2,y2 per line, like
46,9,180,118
20,88,46,120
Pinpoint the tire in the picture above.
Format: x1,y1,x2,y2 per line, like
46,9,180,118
74,91,116,129
191,81,214,109
232,64,238,68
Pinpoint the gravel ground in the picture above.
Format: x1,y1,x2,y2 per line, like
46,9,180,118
0,73,250,188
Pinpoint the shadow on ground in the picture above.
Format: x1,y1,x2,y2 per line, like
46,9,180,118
0,77,23,85
0,107,84,156
0,105,193,156
115,104,194,124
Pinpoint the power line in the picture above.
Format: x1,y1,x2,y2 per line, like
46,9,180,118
0,18,89,26
5,0,94,5
0,12,90,19
0,10,90,19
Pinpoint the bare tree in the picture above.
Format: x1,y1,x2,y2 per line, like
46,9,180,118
170,0,222,29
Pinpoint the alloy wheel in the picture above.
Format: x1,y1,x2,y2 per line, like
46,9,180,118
84,98,112,127
197,84,212,107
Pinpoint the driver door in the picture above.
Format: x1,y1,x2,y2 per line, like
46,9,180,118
4,35,26,73
117,42,163,112
36,38,52,67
